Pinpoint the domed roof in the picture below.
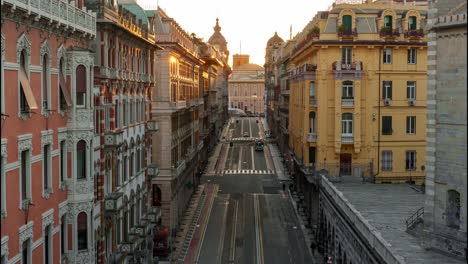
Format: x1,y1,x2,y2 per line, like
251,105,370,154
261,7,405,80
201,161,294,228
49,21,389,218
266,32,284,47
208,18,227,52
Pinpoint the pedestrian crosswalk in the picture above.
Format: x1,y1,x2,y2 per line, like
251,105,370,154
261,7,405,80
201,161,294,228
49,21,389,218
230,137,260,141
224,169,274,175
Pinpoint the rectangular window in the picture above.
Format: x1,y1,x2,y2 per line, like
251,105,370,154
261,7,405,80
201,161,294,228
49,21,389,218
342,82,353,99
104,108,110,132
123,156,128,182
381,151,393,171
44,225,52,264
309,112,316,133
22,239,31,264
60,140,66,185
309,82,315,98
21,150,30,200
43,144,51,191
406,116,416,134
408,16,417,30
408,48,417,64
383,48,392,64
341,47,352,65
384,15,393,29
406,151,416,170
383,81,392,99
122,100,127,126
407,81,416,99
382,116,392,135
115,100,119,128
1,155,5,215
60,215,67,256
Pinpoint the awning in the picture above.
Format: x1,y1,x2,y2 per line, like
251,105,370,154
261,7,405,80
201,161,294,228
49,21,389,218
19,68,38,110
59,74,72,106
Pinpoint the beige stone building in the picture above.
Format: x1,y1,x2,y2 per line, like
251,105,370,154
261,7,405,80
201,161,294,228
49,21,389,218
228,55,265,115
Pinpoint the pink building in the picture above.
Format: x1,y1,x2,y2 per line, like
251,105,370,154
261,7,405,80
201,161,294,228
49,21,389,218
1,0,96,263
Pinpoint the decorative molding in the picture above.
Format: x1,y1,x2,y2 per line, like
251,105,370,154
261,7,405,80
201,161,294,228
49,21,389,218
18,222,34,246
41,130,54,147
1,139,7,157
57,44,67,73
67,202,93,219
58,201,69,218
18,134,33,153
40,39,52,59
42,209,54,230
16,33,31,64
1,236,8,258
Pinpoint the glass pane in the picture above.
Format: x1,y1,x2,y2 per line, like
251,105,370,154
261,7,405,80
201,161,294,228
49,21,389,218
343,15,352,30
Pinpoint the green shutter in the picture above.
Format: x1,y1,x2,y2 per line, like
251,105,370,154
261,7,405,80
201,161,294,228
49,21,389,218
343,15,352,30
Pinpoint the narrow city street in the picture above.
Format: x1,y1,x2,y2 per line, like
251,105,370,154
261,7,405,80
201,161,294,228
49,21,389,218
193,117,313,264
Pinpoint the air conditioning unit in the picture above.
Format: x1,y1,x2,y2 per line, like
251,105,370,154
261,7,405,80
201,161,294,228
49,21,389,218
384,99,391,106
408,99,416,106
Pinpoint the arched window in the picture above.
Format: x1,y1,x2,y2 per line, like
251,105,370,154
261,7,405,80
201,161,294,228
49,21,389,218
19,50,37,113
75,65,86,106
408,16,417,30
342,15,352,30
77,212,88,250
58,58,71,111
130,199,135,227
384,15,393,29
77,140,86,179
446,190,461,229
341,81,353,99
341,113,353,135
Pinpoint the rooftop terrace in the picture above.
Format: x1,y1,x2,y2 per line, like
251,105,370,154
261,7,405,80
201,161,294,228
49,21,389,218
322,176,464,264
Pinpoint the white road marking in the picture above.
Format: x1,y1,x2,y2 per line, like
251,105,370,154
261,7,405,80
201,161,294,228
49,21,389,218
251,145,255,170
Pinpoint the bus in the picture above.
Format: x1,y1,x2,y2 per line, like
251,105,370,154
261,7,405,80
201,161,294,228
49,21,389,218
254,140,264,151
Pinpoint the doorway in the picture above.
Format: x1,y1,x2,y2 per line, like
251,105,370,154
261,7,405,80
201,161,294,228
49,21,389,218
339,154,351,175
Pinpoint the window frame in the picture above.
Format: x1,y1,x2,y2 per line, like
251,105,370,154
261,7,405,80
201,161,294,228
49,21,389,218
341,113,353,135
405,151,416,170
407,48,417,64
382,116,393,135
341,81,354,99
75,65,87,107
43,143,52,194
408,16,417,30
381,151,393,171
383,48,392,64
20,149,31,202
59,140,67,188
341,46,352,65
1,154,6,217
60,214,67,257
309,112,316,134
44,224,52,264
384,15,393,29
41,53,51,113
406,116,416,135
382,81,392,100
76,140,87,180
77,212,88,250
309,81,315,98
406,81,416,100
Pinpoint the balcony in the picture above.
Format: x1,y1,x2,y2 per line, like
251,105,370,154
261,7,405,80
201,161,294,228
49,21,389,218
332,61,362,79
404,29,425,40
291,64,317,81
104,130,124,149
147,164,159,179
379,28,400,40
341,98,354,107
3,0,96,37
146,120,159,132
172,160,186,178
337,27,358,39
307,133,317,143
309,97,317,107
104,192,123,214
169,101,187,110
341,134,354,143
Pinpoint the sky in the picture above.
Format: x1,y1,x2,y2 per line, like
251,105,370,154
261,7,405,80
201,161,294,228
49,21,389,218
137,0,334,66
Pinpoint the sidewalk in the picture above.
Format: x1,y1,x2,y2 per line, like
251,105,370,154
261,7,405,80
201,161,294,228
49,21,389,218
183,183,218,264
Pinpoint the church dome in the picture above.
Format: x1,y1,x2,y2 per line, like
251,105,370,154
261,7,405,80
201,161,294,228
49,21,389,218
208,18,228,52
266,32,284,47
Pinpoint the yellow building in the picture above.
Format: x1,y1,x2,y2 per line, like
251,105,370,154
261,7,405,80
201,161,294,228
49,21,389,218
287,0,428,184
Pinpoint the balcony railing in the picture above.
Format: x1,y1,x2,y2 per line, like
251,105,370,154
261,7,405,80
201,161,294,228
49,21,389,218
337,28,358,38
341,98,354,107
404,29,425,39
309,97,317,107
341,134,354,143
379,28,400,38
333,61,362,79
172,160,186,178
3,0,96,37
307,133,317,143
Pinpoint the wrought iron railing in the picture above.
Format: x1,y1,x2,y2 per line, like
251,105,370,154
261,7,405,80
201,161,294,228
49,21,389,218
405,206,424,230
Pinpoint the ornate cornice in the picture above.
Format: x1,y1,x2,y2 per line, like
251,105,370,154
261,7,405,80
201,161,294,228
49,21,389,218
16,33,31,64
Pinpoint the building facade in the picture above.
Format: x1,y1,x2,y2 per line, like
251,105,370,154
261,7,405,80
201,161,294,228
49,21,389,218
86,0,162,263
424,0,467,259
1,0,96,263
229,55,265,115
285,0,428,194
150,7,205,247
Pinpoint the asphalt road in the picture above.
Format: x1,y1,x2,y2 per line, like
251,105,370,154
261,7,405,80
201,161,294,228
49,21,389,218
197,117,313,264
